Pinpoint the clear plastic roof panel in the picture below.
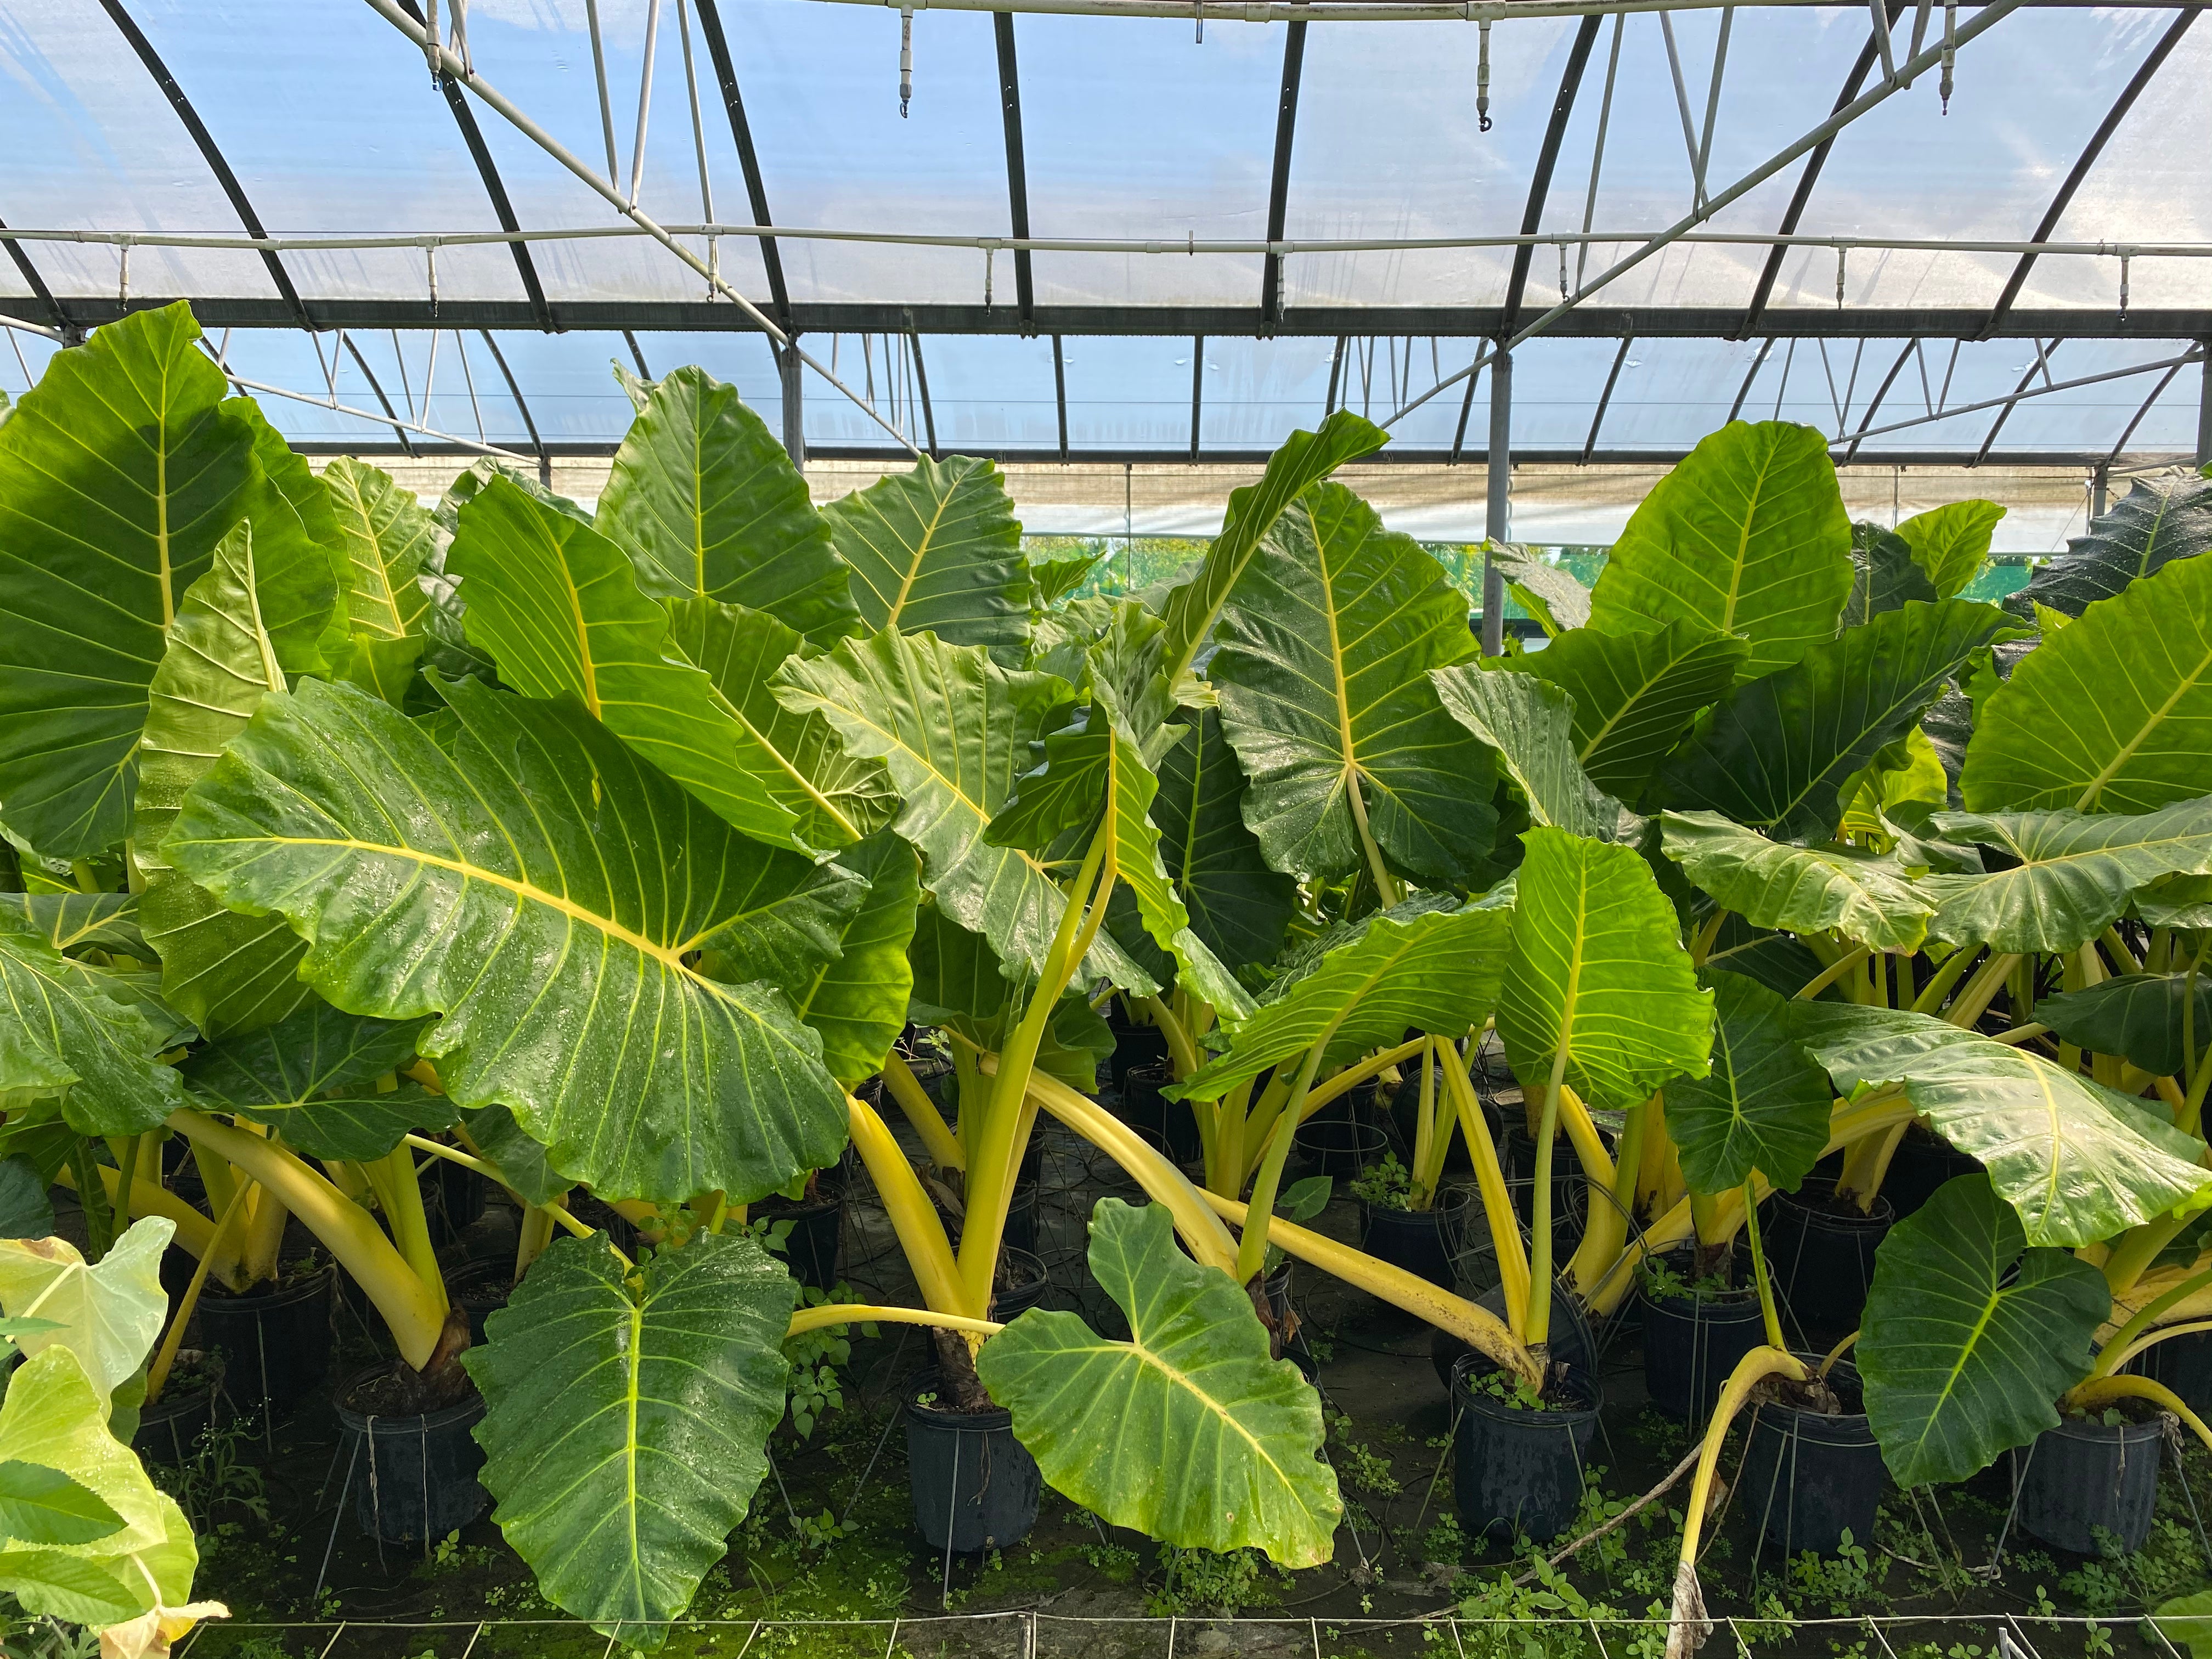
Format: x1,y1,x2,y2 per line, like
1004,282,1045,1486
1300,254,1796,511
1,0,2208,470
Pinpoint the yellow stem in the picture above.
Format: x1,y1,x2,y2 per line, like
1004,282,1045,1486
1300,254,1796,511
54,1165,216,1265
147,1180,256,1404
1946,952,2021,1029
1819,1330,1859,1377
881,1052,965,1172
2063,1374,2212,1455
167,1110,446,1370
2112,1319,2212,1376
1201,1190,1538,1385
787,1304,1002,1340
1526,1045,1572,1352
846,1096,971,1316
1016,1066,1242,1274
1675,1347,1810,1573
1436,1036,1530,1333
1140,995,1201,1081
1236,1041,1329,1285
1796,947,1871,1002
1909,945,1982,1014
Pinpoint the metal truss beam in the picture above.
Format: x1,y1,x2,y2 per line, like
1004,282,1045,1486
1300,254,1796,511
55,297,2212,340
1259,22,1307,324
993,14,1037,323
1500,16,1604,335
100,0,309,326
695,0,792,321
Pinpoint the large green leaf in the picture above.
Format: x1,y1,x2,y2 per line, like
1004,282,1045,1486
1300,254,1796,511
1661,600,2021,841
2014,474,2210,621
1210,483,1495,885
1663,971,1832,1194
1858,1174,2107,1488
180,1001,456,1161
0,1161,56,1241
2037,972,2212,1077
1150,708,1297,974
1585,421,1853,684
450,475,800,848
133,523,313,1039
167,675,848,1205
1964,552,2212,814
466,1229,792,1642
774,628,1147,988
1510,619,1748,803
1430,665,1620,839
825,456,1028,662
0,910,186,1136
665,598,899,854
1920,797,2212,952
1175,899,1513,1101
787,830,919,1087
594,365,860,646
977,1198,1339,1566
1895,500,2006,600
0,1346,200,1629
1156,411,1387,697
1660,810,1934,954
1792,1002,2212,1245
0,304,257,857
0,1217,172,1404
1494,828,1712,1114
323,457,433,641
0,895,143,960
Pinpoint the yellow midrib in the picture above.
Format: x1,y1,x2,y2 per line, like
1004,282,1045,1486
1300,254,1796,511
553,531,602,717
1717,444,1778,639
1057,1338,1305,1496
333,467,409,639
884,473,955,630
624,1292,645,1588
1314,516,1363,800
2072,639,2212,810
156,364,174,631
256,836,702,972
702,679,856,842
808,701,1054,882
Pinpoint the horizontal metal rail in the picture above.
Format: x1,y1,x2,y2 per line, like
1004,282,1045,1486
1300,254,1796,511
797,0,2199,20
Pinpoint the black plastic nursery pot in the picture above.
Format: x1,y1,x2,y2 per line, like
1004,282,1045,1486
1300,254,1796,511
1001,1178,1041,1259
2011,1407,2168,1555
422,1159,487,1246
1120,1061,1201,1164
759,1180,845,1293
1435,1284,1598,1394
1765,1182,1893,1337
2141,1328,2212,1418
1358,1187,1473,1291
133,1354,225,1464
990,1247,1051,1321
1500,1124,1605,1257
1640,1269,1769,1424
445,1259,514,1347
1451,1357,1602,1543
1734,1359,1883,1561
1880,1126,1983,1222
1296,1097,1387,1181
905,1368,1043,1554
334,1369,489,1545
196,1263,334,1421
1107,1000,1170,1090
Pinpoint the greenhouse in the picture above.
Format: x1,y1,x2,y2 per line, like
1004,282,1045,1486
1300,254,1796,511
5,1,2212,1656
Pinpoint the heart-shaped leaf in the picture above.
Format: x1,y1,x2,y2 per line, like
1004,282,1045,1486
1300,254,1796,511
1509,619,1748,804
0,911,187,1137
180,1001,456,1161
1430,665,1621,840
1858,1174,2106,1487
1664,971,1833,1194
1894,500,2006,600
826,456,1029,663
1660,810,1934,955
2036,972,2212,1078
2012,474,2210,622
0,1218,173,1403
977,1198,1340,1566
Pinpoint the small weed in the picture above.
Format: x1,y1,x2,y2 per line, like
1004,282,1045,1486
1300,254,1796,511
1146,1545,1291,1616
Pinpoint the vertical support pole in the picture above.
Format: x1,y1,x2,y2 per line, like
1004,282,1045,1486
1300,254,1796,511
2197,345,2212,468
781,341,806,467
1480,346,1512,658
2090,465,2108,522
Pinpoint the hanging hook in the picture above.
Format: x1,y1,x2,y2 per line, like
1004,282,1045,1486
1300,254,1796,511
1477,20,1493,132
1558,240,1568,302
1194,0,1204,43
424,0,443,84
1940,1,1956,113
1835,245,1848,309
2118,253,2131,325
118,242,129,309
899,6,913,117
983,243,996,309
427,244,439,320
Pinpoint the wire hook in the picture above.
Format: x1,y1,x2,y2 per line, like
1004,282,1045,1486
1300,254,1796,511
1194,0,1204,43
1476,20,1493,132
1940,1,1956,112
1835,244,1847,309
2118,252,2131,324
983,243,996,308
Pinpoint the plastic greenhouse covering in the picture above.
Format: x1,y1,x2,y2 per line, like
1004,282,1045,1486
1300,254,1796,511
4,0,2211,551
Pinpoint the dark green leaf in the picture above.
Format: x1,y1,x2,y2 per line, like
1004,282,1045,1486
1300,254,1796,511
0,896,143,960
180,1001,456,1161
466,1229,794,1641
1662,600,2022,841
0,1161,55,1241
1430,666,1621,840
2036,973,2212,1077
1511,619,1748,804
1660,810,1934,954
1922,797,2212,952
2012,474,2210,621
0,910,186,1136
1150,708,1296,974
1859,1174,2106,1488
1843,525,1939,625
1664,972,1833,1194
